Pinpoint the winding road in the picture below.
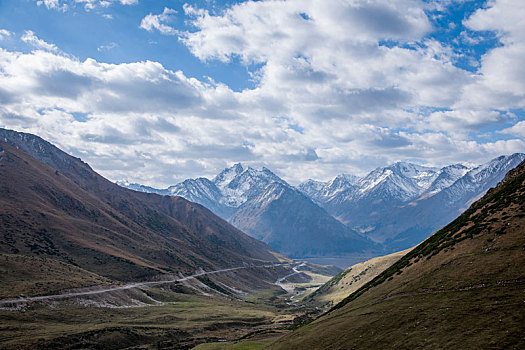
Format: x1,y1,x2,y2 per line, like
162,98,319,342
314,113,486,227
0,262,294,307
275,262,307,293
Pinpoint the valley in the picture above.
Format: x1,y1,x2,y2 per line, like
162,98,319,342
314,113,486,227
270,156,525,349
1,127,523,349
1,1,524,348
0,260,337,349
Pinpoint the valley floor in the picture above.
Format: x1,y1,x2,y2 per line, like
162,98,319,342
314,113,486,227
0,261,333,349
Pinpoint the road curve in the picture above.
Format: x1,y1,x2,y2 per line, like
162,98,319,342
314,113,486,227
0,262,291,306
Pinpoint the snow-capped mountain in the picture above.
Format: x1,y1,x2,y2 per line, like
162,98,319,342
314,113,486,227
164,164,285,218
301,163,440,205
420,164,471,198
166,178,229,218
298,174,359,204
212,164,285,207
312,153,525,251
230,182,374,257
119,163,373,257
297,179,328,202
430,153,525,210
116,181,168,195
356,162,438,202
119,153,525,256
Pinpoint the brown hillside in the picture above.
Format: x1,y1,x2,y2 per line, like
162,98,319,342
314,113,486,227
0,131,283,283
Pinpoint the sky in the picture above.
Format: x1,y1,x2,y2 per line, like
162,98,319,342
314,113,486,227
0,0,524,186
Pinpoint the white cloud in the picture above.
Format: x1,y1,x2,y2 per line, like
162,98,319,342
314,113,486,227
0,44,522,186
502,121,525,138
456,0,525,110
140,7,178,35
179,0,469,124
36,0,67,11
21,30,59,52
0,29,12,40
181,0,431,63
97,42,117,51
36,0,137,11
2,0,524,186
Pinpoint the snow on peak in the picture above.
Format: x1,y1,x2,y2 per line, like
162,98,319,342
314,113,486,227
359,168,394,194
213,163,245,187
332,173,359,185
467,153,525,179
422,163,471,197
352,162,440,201
212,163,285,207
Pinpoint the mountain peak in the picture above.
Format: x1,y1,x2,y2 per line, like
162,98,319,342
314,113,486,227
332,173,359,184
232,162,244,172
213,162,245,186
261,166,276,175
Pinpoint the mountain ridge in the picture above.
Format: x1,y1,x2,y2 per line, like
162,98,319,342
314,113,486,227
120,162,374,257
120,153,524,255
0,128,284,284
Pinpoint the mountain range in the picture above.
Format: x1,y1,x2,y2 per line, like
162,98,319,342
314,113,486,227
121,153,525,256
120,164,374,258
304,154,524,251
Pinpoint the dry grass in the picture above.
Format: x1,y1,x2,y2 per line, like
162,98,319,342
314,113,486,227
0,287,297,349
0,253,112,298
303,249,411,308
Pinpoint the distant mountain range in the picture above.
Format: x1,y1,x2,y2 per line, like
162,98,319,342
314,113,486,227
120,164,374,257
300,154,524,251
120,153,525,256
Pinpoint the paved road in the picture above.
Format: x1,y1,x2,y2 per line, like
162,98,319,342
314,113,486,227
0,262,292,306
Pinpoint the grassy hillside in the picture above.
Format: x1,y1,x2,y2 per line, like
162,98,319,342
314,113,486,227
0,254,113,299
270,160,525,349
303,249,411,308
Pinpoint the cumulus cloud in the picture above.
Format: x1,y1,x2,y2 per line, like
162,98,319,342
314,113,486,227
181,0,431,62
0,29,12,40
1,0,524,186
502,121,525,138
21,30,59,52
457,0,525,110
36,0,137,11
140,7,178,35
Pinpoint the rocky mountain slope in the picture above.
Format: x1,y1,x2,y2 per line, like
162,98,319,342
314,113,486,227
230,182,374,257
271,159,525,349
0,128,284,286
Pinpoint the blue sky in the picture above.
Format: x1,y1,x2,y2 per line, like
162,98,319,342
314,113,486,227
0,0,524,186
0,0,257,90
